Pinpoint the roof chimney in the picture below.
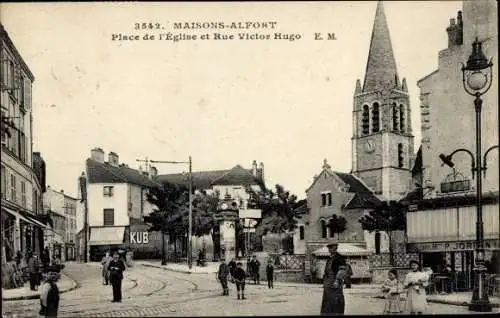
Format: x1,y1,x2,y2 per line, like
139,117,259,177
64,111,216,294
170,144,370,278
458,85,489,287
257,162,264,181
446,11,463,48
252,160,258,177
90,147,105,163
149,166,158,179
108,152,119,167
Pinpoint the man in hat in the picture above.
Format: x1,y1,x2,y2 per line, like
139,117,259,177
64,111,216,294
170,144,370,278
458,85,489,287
27,250,39,291
108,251,126,302
39,265,61,317
320,242,348,315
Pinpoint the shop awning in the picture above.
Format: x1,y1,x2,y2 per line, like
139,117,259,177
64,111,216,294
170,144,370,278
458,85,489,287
19,211,51,229
312,243,373,257
89,227,126,246
2,206,35,224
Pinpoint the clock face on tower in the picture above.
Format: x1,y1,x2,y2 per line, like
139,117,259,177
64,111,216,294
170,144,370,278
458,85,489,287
364,139,375,153
221,203,228,210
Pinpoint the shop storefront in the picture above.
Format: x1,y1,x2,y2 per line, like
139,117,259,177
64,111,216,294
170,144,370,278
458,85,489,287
407,196,499,291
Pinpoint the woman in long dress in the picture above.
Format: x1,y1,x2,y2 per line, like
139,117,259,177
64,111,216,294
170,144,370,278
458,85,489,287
403,260,428,315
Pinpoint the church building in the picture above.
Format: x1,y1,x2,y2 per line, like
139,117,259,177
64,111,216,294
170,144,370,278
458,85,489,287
351,1,415,202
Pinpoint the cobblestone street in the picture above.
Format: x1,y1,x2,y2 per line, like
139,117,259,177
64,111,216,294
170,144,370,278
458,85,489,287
3,263,496,317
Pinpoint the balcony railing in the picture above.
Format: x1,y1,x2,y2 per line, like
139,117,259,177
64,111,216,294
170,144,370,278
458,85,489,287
440,179,471,194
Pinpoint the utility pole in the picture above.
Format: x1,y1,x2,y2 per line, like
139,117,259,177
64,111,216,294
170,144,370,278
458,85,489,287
141,156,193,269
79,172,88,263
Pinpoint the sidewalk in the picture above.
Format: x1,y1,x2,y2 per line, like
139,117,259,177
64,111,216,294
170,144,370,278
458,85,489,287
2,273,78,301
427,292,500,308
374,292,500,308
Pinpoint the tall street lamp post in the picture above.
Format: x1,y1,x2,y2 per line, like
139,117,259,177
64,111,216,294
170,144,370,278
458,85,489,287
440,37,495,312
141,156,193,270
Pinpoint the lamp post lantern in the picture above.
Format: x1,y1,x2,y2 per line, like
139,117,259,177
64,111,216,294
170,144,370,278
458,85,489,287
461,37,494,313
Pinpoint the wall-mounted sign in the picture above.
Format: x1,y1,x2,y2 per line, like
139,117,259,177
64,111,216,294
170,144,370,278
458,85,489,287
409,239,499,252
130,232,149,244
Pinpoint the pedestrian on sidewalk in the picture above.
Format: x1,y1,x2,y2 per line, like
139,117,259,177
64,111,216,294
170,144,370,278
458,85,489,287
41,247,50,273
250,255,261,285
266,259,274,289
101,252,111,285
228,258,237,283
403,260,428,315
108,251,126,303
320,242,348,316
27,250,39,291
233,262,247,300
217,259,230,296
39,265,61,318
381,269,403,314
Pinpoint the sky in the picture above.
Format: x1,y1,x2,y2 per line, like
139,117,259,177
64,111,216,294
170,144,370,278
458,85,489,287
1,1,463,199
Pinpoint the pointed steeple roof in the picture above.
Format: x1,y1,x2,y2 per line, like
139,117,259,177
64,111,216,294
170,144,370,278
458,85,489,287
362,1,399,93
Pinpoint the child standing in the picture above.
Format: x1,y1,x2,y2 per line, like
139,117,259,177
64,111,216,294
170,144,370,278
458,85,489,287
266,259,274,289
381,269,403,314
217,259,230,296
39,265,61,317
233,262,247,300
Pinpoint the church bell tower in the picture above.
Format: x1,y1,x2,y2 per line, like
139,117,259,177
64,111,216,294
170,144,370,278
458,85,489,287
351,1,414,201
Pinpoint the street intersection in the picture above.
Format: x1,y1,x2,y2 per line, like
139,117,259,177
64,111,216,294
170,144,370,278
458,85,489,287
1,262,489,317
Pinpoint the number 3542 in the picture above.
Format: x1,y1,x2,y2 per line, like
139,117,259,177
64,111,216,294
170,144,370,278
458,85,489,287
135,23,161,30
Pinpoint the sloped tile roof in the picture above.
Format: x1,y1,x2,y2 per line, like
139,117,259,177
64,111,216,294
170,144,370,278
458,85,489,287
211,165,261,186
157,165,263,190
156,169,228,189
86,158,161,188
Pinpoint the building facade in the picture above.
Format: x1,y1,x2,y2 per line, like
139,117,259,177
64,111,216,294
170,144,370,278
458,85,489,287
351,1,415,201
158,161,266,260
43,186,78,261
83,148,160,261
1,24,47,276
407,0,499,290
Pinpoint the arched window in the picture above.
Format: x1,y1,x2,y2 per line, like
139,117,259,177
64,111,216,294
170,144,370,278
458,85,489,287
375,231,381,254
321,219,327,238
372,103,380,133
392,103,399,131
362,105,370,135
399,104,405,132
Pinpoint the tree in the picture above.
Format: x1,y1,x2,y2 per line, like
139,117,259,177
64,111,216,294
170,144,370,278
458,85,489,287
144,182,188,264
247,184,299,254
328,214,347,239
358,200,407,265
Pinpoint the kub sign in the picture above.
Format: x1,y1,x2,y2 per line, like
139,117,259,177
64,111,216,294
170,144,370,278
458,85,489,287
130,232,149,244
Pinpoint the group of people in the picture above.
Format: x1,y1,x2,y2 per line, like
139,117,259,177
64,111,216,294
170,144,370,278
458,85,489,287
216,255,276,300
320,242,433,316
381,260,432,315
101,251,127,303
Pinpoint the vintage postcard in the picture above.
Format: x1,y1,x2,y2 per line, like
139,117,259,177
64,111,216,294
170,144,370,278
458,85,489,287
1,1,498,316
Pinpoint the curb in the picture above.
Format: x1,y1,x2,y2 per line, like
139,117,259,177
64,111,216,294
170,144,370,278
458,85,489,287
372,295,499,308
2,273,80,302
